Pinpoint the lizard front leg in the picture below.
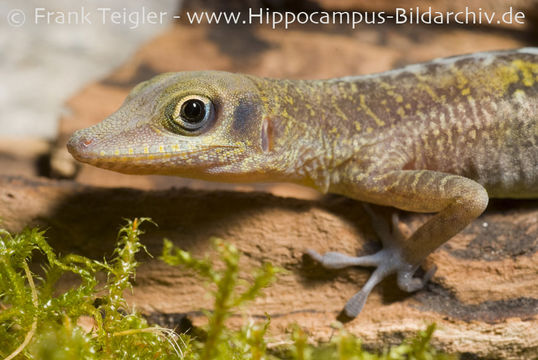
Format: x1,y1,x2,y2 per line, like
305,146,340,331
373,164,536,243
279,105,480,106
308,170,489,318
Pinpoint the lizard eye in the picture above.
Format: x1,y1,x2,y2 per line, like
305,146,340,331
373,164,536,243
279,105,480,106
169,95,214,132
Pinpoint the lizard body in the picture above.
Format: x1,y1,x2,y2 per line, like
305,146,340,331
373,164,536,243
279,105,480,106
68,48,538,317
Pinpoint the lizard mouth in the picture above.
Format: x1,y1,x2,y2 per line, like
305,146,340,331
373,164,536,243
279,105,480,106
67,128,247,176
66,133,152,174
66,130,128,170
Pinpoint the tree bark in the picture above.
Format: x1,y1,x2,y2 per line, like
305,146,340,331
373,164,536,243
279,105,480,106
1,175,536,359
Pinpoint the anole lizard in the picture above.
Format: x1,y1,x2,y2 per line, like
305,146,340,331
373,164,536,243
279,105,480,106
68,48,538,318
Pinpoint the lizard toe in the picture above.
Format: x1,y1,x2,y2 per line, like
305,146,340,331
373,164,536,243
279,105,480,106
397,264,437,292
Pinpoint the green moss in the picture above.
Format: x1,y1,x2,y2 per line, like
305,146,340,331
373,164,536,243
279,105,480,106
0,219,455,359
0,219,184,359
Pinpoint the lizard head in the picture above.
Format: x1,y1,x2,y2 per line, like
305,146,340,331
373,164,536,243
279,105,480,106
67,71,275,181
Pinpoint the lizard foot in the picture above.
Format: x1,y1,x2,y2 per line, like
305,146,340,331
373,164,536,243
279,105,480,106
306,205,436,318
307,247,435,317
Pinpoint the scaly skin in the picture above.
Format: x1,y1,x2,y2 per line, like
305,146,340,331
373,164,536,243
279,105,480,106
68,48,538,318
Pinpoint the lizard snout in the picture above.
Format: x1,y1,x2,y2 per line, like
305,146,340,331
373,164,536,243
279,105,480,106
66,131,98,162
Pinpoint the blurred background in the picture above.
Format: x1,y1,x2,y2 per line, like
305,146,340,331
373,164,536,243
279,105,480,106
0,0,179,139
0,0,536,196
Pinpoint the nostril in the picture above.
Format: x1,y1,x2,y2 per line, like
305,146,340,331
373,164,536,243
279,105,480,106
67,132,95,156
82,137,94,147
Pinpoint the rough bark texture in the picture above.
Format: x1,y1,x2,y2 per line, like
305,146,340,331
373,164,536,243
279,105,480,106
0,175,537,359
1,0,537,358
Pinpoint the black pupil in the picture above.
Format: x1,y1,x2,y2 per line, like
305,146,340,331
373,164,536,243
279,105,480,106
181,99,206,123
